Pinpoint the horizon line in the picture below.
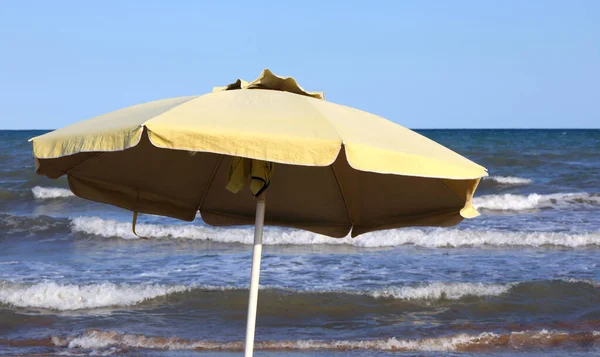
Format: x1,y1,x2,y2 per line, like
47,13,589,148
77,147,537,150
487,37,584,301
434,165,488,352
2,128,599,131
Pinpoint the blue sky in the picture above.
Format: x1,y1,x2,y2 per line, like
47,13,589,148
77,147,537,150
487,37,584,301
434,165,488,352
0,1,598,129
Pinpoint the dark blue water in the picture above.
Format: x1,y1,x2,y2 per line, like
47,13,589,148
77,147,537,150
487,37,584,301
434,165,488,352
1,129,599,356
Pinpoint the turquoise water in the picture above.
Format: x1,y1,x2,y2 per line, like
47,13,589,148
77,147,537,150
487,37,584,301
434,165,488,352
0,129,599,356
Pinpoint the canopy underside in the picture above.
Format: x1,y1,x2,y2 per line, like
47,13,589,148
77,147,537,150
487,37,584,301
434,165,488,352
36,131,479,238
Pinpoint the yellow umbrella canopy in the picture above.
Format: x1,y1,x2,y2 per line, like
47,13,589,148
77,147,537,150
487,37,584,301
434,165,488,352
31,69,487,238
31,69,488,357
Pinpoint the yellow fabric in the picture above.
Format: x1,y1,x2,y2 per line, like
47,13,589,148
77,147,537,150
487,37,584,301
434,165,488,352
226,157,274,197
213,69,324,99
441,177,482,219
29,96,197,159
31,69,486,180
31,69,489,237
226,157,250,194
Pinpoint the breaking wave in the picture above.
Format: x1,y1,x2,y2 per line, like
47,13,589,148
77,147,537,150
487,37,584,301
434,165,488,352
42,329,600,352
473,192,600,211
370,282,511,300
0,281,511,311
3,280,597,311
0,281,190,310
31,186,74,199
70,216,600,248
483,176,533,186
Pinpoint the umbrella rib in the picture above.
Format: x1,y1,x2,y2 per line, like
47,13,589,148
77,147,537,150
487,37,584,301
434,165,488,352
330,165,354,227
65,152,104,175
196,155,225,211
437,178,468,202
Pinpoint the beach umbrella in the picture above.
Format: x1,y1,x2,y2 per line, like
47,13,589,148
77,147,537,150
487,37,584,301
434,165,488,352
30,69,488,357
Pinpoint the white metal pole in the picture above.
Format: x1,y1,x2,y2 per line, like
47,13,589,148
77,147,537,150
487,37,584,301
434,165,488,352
244,193,266,357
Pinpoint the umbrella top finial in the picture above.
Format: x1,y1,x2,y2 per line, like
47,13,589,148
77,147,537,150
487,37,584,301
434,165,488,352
213,69,324,100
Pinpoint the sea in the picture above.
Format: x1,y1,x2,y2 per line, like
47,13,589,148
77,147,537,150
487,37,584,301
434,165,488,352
0,129,599,357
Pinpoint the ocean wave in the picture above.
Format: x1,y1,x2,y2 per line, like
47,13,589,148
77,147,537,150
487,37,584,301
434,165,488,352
31,186,74,199
370,282,511,300
483,176,533,186
560,278,600,288
0,213,69,235
3,280,597,311
70,216,600,248
473,192,600,211
47,329,600,352
0,281,190,310
0,281,509,311
368,279,599,301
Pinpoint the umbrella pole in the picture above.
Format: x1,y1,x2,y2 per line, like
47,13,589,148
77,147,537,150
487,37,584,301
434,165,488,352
244,193,266,357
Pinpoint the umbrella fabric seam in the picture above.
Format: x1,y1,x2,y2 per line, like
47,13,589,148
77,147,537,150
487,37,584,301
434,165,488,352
329,164,354,227
437,179,468,204
61,152,104,176
196,155,225,211
300,98,487,179
140,95,201,128
305,97,345,143
31,95,199,159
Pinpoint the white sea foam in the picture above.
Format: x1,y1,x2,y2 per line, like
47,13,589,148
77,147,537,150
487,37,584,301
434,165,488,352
560,278,600,288
32,186,74,199
265,282,515,301
473,192,600,211
58,329,484,351
0,281,189,310
373,279,600,302
56,330,239,350
484,176,533,185
54,329,600,352
70,216,600,248
370,282,512,300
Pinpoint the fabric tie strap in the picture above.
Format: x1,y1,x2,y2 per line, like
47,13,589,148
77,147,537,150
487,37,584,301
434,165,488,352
131,211,148,239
